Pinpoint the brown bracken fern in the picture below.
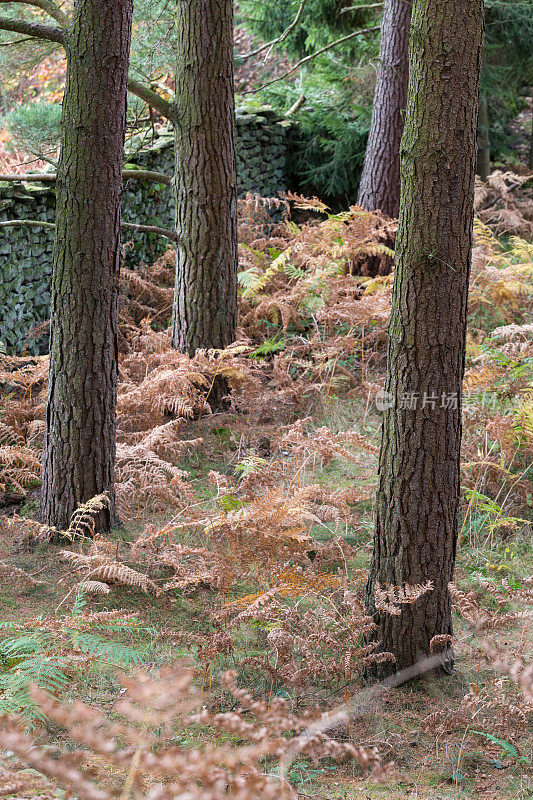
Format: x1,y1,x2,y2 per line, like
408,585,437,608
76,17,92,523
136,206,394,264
0,665,392,800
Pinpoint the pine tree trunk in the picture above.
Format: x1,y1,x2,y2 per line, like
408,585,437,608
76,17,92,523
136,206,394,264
529,94,533,170
357,0,412,218
170,0,238,356
476,92,490,180
365,0,484,675
40,0,133,530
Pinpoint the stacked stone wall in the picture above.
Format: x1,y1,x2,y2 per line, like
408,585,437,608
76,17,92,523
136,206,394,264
0,107,291,353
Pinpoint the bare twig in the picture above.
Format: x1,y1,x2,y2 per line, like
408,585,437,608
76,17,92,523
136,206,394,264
122,169,171,185
0,173,56,183
278,652,455,782
302,650,455,736
0,17,174,121
248,26,381,93
0,35,36,45
240,0,308,61
127,76,174,120
0,219,55,229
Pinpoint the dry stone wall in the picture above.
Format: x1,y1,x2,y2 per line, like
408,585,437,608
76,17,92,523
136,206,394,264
0,107,292,354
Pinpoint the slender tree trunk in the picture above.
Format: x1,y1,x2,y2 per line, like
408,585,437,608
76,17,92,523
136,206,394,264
40,0,133,530
170,0,238,356
476,92,490,180
365,0,484,675
357,0,412,218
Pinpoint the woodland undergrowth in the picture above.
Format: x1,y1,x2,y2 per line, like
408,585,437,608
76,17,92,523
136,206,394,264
0,194,532,798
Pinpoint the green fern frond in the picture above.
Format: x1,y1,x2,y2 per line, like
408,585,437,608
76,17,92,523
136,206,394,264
239,250,293,299
72,633,143,666
471,731,521,761
512,396,533,443
0,601,143,724
283,261,307,281
72,590,87,618
238,266,263,293
357,243,395,260
248,335,286,359
0,632,46,658
0,651,71,723
235,456,268,478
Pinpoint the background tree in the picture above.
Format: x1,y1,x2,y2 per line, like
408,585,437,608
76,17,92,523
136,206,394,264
480,0,533,168
38,0,133,529
238,0,532,201
365,0,484,672
237,0,383,206
170,0,238,355
357,0,411,217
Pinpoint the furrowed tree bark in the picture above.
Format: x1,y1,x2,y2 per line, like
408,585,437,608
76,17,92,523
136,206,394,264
530,98,533,170
170,0,238,358
476,92,490,180
357,0,412,218
365,0,484,675
40,0,133,530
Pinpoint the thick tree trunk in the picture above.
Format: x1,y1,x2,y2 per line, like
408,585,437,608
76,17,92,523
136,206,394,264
529,94,533,171
357,0,412,218
40,0,132,530
365,0,483,675
170,0,238,356
476,92,490,180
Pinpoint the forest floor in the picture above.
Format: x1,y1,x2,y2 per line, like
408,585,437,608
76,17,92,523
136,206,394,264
1,193,532,800
1,396,531,800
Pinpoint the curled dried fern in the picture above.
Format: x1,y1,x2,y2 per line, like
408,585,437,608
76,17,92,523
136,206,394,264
61,547,160,596
64,494,110,542
373,581,434,616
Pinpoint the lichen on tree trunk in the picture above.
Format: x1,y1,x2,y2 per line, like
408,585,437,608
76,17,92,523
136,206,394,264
40,0,133,530
365,0,484,675
357,0,412,218
170,0,238,357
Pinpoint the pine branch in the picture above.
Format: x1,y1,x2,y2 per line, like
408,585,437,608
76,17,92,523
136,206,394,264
127,76,174,120
248,26,381,92
0,0,69,27
0,169,171,185
0,219,179,241
340,2,384,12
121,222,178,241
0,18,173,120
0,15,64,43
